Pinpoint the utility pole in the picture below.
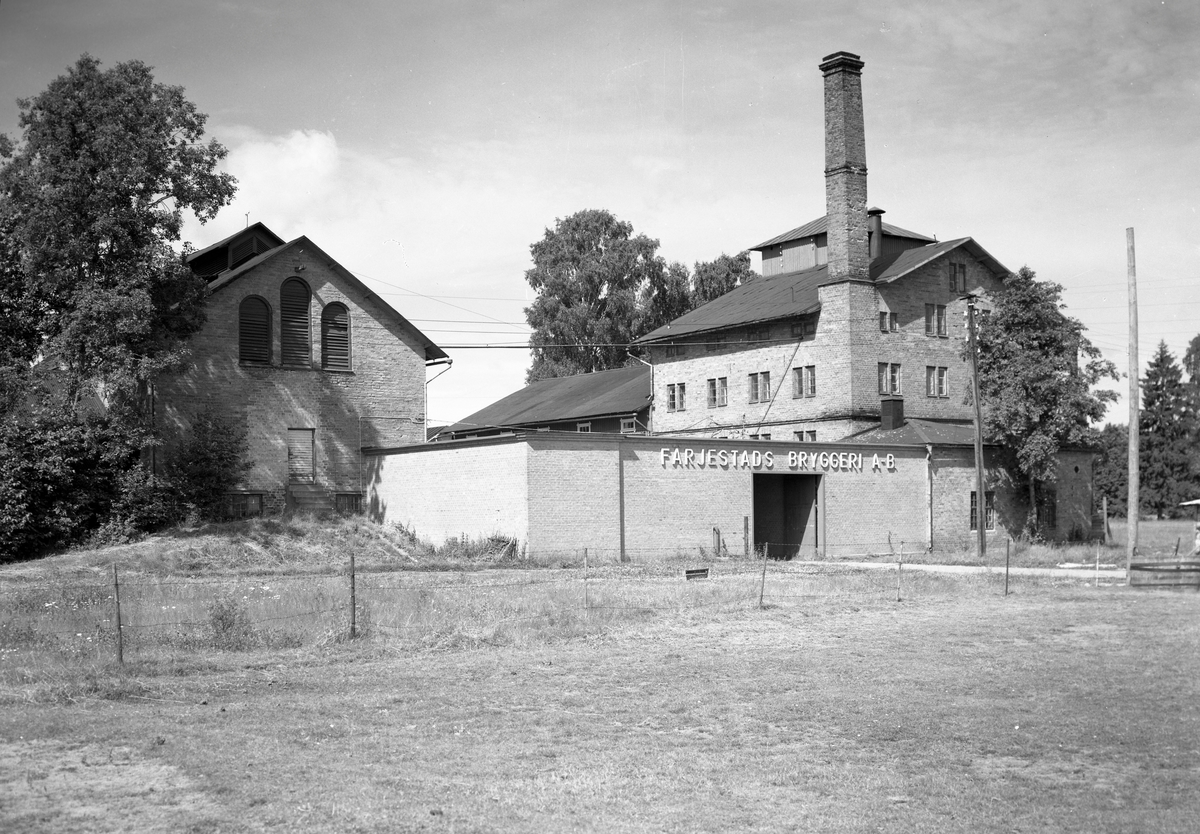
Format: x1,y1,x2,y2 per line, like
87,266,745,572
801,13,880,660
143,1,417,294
966,296,987,560
1127,228,1139,572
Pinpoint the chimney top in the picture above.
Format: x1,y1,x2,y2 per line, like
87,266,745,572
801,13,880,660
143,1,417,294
819,51,864,75
868,207,885,217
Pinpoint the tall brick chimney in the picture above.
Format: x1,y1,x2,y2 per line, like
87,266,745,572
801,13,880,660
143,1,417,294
820,51,869,282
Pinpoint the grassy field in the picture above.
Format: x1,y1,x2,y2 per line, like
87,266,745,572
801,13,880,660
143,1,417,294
2,564,1198,832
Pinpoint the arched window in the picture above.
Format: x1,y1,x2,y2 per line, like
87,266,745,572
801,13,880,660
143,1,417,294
238,296,271,364
321,303,351,370
280,278,311,365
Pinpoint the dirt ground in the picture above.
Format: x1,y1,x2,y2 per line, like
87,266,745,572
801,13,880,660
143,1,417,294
2,583,1199,833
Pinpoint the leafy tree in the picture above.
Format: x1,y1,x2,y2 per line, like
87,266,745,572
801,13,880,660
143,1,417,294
0,55,236,554
692,251,757,306
1093,423,1127,517
1184,333,1200,390
524,209,664,382
0,54,235,407
1139,341,1197,518
637,261,692,337
975,266,1118,536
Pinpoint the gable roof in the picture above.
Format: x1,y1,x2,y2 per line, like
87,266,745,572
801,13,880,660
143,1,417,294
635,236,1011,345
751,213,934,251
442,364,651,435
206,235,448,363
185,222,286,265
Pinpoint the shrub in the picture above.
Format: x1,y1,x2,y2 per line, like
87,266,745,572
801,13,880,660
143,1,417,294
208,597,256,650
167,408,252,520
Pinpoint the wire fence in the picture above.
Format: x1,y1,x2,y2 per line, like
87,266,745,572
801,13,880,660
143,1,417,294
0,538,1129,665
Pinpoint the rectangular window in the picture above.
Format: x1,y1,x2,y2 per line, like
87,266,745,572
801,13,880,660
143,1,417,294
1041,489,1057,530
878,311,898,333
950,262,967,293
706,334,724,352
748,327,771,342
667,383,686,412
970,491,996,531
793,366,816,397
794,430,817,442
925,366,949,398
878,363,901,395
577,422,591,433
748,371,771,404
335,493,363,515
925,304,947,337
665,343,685,358
749,432,771,440
225,493,263,519
707,377,728,408
792,317,817,341
620,417,636,433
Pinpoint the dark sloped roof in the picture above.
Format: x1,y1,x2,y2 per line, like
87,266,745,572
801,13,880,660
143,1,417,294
872,237,1010,283
636,236,1012,346
635,266,826,345
751,214,934,250
842,418,983,447
185,222,285,263
206,236,448,363
443,365,651,434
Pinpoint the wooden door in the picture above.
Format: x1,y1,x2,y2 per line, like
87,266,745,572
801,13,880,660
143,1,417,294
287,428,314,483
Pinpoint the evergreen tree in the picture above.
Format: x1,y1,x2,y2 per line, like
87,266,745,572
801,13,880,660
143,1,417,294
1139,342,1197,518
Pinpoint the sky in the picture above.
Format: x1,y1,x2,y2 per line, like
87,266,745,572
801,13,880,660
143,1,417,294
2,0,1197,427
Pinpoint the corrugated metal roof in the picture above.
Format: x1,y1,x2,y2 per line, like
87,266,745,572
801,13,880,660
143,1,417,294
206,236,449,363
443,365,651,434
635,266,827,345
751,214,935,250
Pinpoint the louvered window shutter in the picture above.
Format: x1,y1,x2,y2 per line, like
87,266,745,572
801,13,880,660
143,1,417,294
280,279,311,365
239,297,271,364
322,303,351,370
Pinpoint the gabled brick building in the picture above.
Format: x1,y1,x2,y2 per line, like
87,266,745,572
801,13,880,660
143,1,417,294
635,51,1011,443
156,223,447,515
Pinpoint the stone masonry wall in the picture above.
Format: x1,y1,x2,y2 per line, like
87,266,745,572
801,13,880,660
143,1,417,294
157,244,428,510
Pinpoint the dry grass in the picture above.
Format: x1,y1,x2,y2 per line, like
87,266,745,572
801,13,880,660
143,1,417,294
1,577,1197,833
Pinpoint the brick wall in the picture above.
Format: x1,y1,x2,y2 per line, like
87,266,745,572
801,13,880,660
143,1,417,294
365,440,530,544
157,244,428,510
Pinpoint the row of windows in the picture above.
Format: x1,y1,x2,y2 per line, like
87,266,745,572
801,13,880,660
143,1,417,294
239,278,351,370
878,364,953,398
969,490,1057,532
879,304,950,337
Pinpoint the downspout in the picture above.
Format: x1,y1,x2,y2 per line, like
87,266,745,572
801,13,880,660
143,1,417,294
926,443,935,551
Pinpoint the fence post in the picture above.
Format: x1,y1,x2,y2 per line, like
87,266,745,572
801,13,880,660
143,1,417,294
744,516,750,559
896,541,903,602
1004,538,1011,597
1095,541,1101,588
113,565,124,665
583,547,589,616
758,545,768,609
349,554,357,639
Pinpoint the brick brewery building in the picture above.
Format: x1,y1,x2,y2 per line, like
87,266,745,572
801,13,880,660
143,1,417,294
155,223,447,515
362,50,1100,557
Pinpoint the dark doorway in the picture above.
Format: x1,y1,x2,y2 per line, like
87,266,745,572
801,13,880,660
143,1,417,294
753,473,820,559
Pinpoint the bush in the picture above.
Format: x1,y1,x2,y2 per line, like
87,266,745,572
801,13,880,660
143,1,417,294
91,467,181,545
208,597,256,650
0,404,134,560
167,408,252,520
